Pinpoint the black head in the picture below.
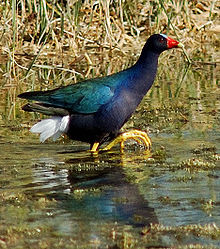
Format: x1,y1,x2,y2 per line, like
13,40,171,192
142,34,180,54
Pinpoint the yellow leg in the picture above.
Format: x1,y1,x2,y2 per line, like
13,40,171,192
90,142,99,153
101,129,151,152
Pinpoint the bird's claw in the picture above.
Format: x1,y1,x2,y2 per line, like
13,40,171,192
101,129,151,152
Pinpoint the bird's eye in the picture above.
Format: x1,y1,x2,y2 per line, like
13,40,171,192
159,38,164,43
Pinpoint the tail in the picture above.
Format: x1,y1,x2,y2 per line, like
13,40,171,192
22,103,69,116
18,89,56,101
30,115,70,142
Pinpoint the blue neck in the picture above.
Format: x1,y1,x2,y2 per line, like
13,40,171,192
127,50,160,97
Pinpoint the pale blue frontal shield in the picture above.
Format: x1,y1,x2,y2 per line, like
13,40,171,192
160,34,167,38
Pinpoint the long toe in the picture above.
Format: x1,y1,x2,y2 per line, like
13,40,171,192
101,129,151,152
90,142,100,153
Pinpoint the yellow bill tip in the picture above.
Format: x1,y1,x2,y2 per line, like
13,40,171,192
177,42,184,48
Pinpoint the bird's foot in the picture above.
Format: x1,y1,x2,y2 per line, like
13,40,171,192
101,129,151,152
90,142,100,153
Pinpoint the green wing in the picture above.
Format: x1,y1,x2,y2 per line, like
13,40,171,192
18,73,125,114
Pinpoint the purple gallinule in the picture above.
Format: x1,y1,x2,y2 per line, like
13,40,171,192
18,34,182,152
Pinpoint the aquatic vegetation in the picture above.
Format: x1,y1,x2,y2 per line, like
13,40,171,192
192,144,216,155
179,158,216,171
141,223,220,248
143,222,220,239
201,199,215,214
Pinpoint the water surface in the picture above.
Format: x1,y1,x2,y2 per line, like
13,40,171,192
0,63,219,248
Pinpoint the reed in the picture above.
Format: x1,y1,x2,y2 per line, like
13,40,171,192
0,0,219,120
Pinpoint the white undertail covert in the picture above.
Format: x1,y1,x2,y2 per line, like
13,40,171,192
30,115,70,142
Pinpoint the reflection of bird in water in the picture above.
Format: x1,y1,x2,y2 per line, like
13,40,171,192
18,34,181,152
65,152,157,227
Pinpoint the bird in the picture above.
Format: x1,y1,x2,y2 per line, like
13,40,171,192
18,34,182,152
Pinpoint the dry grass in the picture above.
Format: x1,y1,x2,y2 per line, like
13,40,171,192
0,0,219,119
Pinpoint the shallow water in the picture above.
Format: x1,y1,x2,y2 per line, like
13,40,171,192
0,63,219,248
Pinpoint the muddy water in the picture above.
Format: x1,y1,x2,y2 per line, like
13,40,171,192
0,64,219,248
